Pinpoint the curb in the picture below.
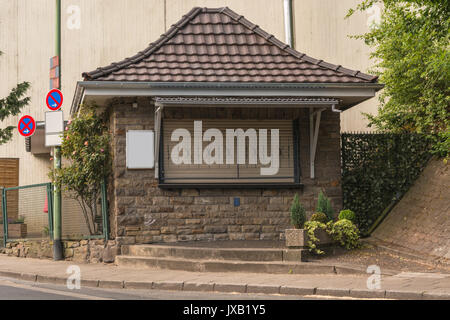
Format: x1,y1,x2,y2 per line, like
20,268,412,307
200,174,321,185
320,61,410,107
0,270,449,300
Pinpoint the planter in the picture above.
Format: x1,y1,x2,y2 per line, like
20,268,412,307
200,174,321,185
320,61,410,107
0,224,27,239
285,228,334,248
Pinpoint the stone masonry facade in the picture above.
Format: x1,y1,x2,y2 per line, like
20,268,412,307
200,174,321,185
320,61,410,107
109,97,342,245
0,239,119,263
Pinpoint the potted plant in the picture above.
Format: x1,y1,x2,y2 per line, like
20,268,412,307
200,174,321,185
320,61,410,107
285,194,307,248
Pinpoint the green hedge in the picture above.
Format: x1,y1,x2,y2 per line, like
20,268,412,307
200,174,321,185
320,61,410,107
341,132,432,235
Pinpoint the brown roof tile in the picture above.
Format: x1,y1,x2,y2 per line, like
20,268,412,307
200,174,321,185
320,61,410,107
83,7,378,83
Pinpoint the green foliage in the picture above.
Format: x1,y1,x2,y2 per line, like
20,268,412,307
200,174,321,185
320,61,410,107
328,219,361,250
342,132,431,234
338,210,356,223
50,105,111,235
290,194,306,229
348,1,450,157
304,221,328,255
305,218,361,253
42,226,49,236
310,212,329,224
316,191,334,221
0,51,30,145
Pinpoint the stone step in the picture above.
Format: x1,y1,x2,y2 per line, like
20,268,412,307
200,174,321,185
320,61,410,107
115,255,354,274
121,244,307,262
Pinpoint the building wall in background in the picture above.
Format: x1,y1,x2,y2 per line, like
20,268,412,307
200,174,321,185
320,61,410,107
0,0,54,186
0,0,379,186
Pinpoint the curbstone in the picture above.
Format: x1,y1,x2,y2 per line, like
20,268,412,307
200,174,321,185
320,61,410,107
80,279,99,288
98,280,124,289
247,284,280,295
20,272,38,282
183,282,215,292
349,289,386,299
152,281,184,291
124,281,153,290
385,290,423,300
422,292,450,300
0,270,22,280
214,283,247,293
36,275,66,285
316,287,351,297
334,266,366,275
279,286,315,296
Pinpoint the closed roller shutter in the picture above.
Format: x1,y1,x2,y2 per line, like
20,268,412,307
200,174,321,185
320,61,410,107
162,119,295,184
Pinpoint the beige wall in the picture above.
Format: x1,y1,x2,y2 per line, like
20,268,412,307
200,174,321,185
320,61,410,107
293,0,379,131
1,0,380,186
0,0,55,185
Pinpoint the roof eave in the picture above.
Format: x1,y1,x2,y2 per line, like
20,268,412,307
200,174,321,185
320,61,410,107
71,81,384,115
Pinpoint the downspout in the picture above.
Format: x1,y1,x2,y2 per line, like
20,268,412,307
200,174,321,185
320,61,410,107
283,0,294,47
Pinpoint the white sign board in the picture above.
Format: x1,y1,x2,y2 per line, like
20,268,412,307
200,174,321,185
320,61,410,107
126,130,155,169
45,111,64,147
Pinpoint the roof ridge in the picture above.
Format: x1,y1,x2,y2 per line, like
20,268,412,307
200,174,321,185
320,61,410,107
219,7,377,82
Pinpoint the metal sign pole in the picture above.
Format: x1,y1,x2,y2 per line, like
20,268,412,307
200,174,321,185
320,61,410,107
53,146,63,260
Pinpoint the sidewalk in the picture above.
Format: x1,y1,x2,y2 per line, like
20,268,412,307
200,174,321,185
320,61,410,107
0,255,449,300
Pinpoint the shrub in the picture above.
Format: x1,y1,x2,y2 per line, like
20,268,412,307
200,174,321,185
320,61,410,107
304,221,329,255
329,219,360,250
310,212,329,224
290,194,306,229
338,210,356,223
317,191,334,221
50,105,111,235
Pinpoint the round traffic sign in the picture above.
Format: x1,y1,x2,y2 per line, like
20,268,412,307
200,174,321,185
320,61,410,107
46,89,63,111
18,115,36,137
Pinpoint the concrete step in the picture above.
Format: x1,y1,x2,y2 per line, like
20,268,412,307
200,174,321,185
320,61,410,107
115,255,353,274
121,244,307,262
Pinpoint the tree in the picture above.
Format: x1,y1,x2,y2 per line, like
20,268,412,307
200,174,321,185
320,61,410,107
0,51,30,145
348,0,450,157
51,105,111,235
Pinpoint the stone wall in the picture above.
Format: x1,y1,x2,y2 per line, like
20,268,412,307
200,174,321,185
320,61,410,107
372,159,449,260
109,97,342,245
0,239,119,263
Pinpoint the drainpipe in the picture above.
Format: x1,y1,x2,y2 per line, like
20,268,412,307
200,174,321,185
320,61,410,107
283,0,294,47
53,0,63,261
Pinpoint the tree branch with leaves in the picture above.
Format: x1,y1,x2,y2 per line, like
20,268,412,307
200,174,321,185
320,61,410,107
348,0,449,157
0,51,30,145
50,105,111,235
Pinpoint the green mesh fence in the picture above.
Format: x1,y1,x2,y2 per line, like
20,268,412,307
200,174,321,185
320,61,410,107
1,183,52,241
1,181,108,246
61,188,104,240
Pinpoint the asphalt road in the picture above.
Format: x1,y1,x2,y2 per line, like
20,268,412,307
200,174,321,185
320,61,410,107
0,276,325,300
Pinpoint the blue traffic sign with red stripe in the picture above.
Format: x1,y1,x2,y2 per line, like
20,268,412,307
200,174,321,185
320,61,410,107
18,115,36,137
46,89,63,111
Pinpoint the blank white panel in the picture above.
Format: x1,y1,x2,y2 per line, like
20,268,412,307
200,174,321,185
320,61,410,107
45,111,64,147
45,134,62,147
45,111,64,133
126,130,154,169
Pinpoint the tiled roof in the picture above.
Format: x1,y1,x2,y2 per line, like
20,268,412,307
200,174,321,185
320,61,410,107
83,7,378,83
